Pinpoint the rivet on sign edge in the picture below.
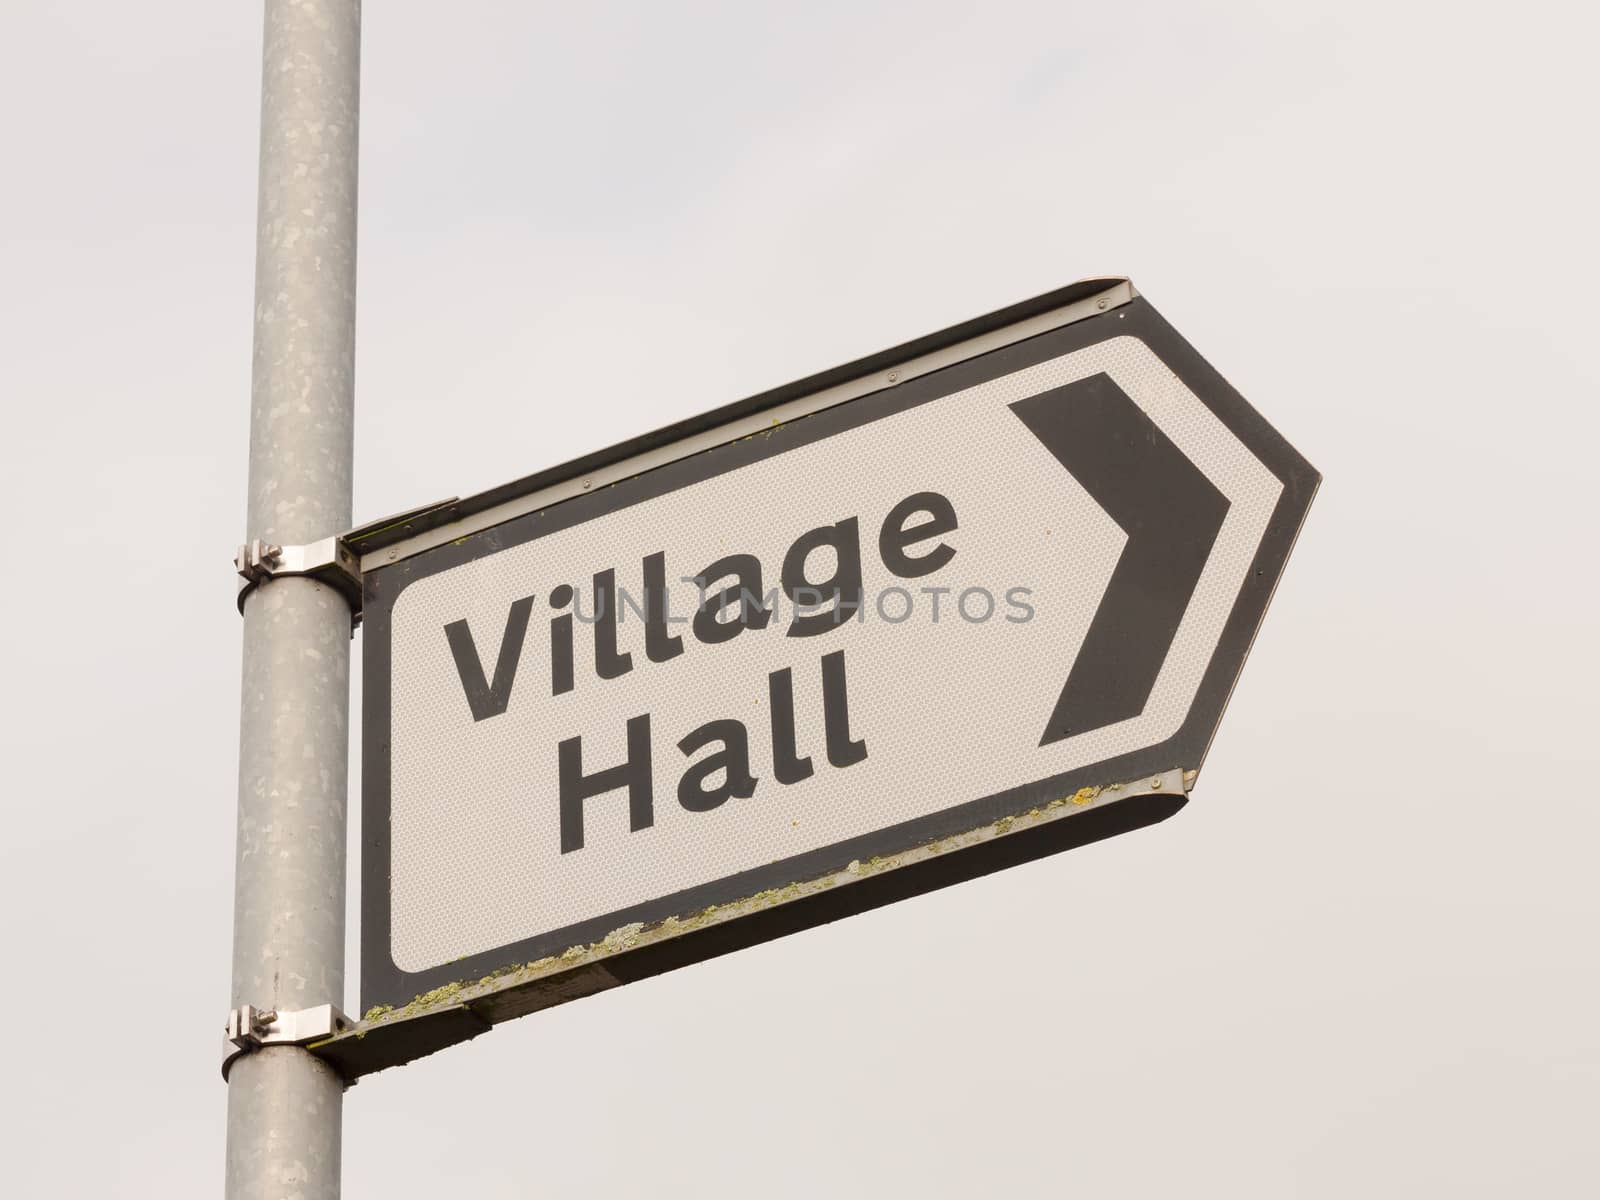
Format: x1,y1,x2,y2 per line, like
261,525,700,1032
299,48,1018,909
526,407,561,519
887,371,899,383
1097,297,1108,309
1150,776,1163,789
582,479,592,489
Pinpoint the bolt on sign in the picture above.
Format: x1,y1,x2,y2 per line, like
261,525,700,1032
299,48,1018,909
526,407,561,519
316,278,1318,1079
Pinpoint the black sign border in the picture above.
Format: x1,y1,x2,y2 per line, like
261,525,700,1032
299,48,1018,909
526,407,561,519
361,290,1319,1011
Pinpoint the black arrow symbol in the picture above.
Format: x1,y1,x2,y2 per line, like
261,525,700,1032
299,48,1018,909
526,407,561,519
1010,373,1230,746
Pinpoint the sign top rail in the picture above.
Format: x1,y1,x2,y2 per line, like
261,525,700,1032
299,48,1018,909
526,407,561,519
345,277,1138,568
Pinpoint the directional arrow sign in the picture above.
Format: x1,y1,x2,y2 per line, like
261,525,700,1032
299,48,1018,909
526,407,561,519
338,279,1316,1076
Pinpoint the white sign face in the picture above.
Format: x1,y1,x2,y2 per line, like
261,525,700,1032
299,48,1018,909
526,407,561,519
359,285,1318,1012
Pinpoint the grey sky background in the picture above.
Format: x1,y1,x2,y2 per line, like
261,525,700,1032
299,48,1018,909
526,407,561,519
3,1,1597,1196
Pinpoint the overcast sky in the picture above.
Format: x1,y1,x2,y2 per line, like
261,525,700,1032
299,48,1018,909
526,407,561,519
3,1,1597,1196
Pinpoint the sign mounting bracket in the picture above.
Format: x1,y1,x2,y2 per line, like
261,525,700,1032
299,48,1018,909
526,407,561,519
221,1003,355,1082
232,496,462,619
233,536,363,616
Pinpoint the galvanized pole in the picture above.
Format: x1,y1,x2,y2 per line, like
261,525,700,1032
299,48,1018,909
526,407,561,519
227,3,361,1198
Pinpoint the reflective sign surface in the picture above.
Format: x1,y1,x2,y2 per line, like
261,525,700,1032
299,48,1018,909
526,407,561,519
361,282,1318,1012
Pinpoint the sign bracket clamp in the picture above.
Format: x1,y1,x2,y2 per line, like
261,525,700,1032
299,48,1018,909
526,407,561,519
234,536,363,617
232,496,461,620
221,1003,355,1082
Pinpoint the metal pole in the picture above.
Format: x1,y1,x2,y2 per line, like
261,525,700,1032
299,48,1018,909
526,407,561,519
227,3,360,1197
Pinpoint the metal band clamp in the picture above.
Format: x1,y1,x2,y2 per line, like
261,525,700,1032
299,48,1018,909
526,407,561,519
234,536,362,616
222,1003,353,1081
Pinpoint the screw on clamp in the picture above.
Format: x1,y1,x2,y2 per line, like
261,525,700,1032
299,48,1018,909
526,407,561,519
222,1003,354,1081
233,539,283,582
233,534,363,619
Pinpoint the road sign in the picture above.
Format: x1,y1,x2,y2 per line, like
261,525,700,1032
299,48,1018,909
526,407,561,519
331,278,1317,1078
